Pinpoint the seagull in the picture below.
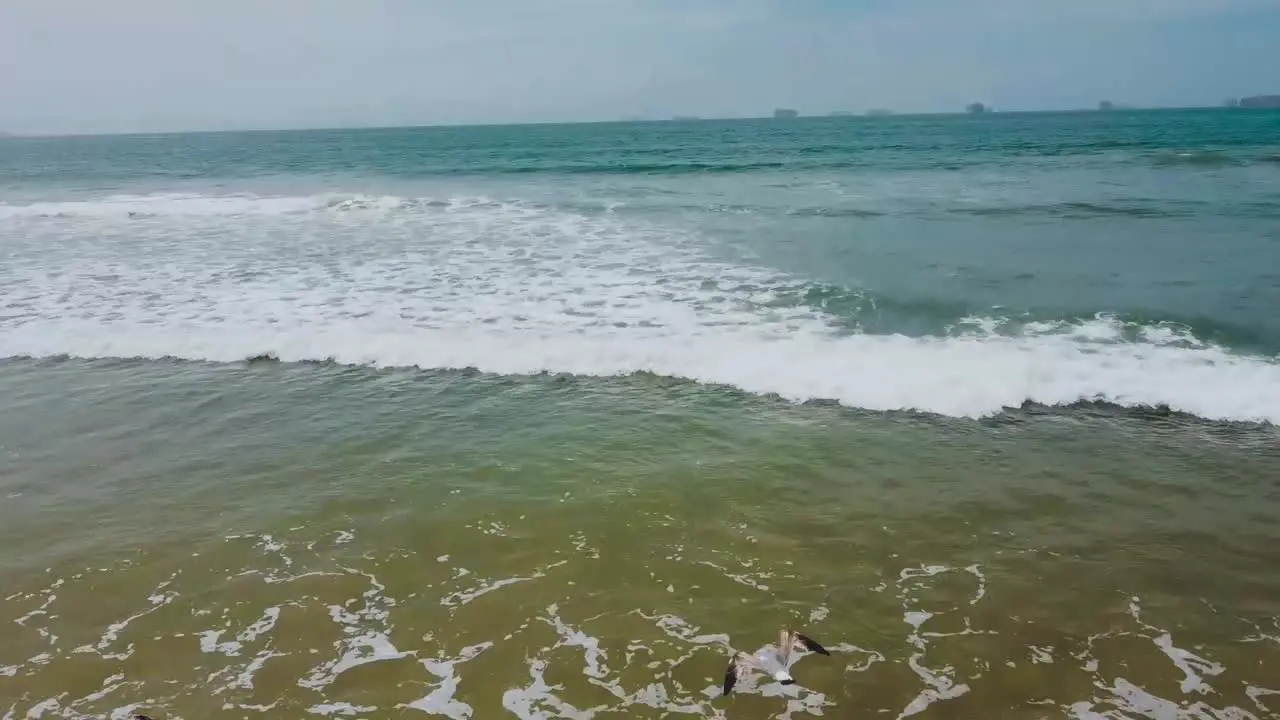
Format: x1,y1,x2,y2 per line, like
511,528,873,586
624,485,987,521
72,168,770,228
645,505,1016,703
723,629,830,695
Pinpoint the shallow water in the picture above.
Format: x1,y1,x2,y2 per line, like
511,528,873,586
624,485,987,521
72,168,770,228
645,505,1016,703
1,361,1278,718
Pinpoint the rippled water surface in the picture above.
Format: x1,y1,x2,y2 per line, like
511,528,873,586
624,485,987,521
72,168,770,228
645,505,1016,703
1,111,1279,718
1,363,1277,718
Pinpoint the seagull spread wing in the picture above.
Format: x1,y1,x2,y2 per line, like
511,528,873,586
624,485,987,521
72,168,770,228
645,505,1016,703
723,651,764,695
794,632,830,656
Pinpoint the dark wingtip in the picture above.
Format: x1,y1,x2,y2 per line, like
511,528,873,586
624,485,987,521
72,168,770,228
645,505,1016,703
722,659,737,696
135,715,154,720
797,632,831,656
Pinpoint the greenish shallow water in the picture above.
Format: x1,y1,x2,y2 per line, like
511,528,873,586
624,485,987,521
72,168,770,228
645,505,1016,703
1,360,1278,718
2,111,1280,718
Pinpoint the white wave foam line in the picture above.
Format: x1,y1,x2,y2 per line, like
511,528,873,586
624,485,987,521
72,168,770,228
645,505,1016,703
0,192,485,219
439,559,567,609
0,193,331,219
2,192,1277,424
6,323,1277,423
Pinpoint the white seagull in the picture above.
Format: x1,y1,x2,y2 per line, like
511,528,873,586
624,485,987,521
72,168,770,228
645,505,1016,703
723,629,830,695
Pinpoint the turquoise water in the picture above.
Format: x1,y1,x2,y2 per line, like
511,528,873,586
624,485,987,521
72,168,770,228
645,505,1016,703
4,110,1280,391
1,110,1279,718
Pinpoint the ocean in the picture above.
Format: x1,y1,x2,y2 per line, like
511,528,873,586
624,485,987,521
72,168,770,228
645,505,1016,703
1,109,1278,719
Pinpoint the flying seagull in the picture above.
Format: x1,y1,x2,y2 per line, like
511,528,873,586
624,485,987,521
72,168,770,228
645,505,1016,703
723,629,830,695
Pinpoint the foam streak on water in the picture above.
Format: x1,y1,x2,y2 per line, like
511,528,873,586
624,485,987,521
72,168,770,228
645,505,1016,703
5,528,1272,719
1,191,1278,424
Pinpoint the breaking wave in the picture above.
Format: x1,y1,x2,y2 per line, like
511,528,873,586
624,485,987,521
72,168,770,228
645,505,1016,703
1,192,1277,424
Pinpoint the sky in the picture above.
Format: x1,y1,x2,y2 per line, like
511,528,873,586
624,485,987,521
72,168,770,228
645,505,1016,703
2,0,1279,134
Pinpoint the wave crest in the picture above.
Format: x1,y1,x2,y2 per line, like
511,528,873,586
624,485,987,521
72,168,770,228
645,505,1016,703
0,193,510,219
2,191,1277,425
5,320,1277,425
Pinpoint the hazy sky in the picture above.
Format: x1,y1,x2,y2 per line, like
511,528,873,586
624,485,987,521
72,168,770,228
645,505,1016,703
2,0,1279,134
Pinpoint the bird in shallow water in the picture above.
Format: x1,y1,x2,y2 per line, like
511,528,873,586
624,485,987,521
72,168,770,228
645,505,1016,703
723,629,830,695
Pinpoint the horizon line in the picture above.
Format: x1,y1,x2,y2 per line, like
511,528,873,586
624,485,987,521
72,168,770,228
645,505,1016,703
0,103,1264,139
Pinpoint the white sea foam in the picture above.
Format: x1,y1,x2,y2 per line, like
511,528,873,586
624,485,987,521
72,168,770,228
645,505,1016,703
309,702,377,717
2,191,1278,424
0,192,428,219
399,641,492,718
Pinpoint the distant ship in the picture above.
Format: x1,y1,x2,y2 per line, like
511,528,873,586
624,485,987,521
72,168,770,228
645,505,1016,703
966,102,989,114
773,108,799,119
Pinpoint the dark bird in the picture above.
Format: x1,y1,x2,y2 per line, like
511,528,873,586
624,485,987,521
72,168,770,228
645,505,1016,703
723,629,830,695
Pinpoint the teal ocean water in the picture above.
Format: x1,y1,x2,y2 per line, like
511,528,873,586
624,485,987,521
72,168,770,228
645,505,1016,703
1,110,1279,718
